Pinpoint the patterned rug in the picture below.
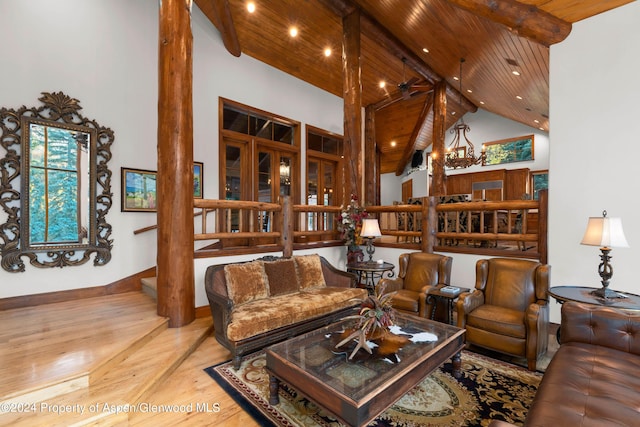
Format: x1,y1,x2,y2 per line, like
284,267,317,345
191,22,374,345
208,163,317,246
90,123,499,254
204,350,542,426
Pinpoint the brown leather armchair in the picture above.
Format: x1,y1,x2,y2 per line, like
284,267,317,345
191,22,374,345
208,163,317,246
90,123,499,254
379,252,452,318
456,257,550,371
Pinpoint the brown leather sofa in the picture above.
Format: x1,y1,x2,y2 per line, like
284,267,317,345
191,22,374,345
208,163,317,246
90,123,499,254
456,258,550,371
490,301,640,426
205,254,367,369
378,252,452,319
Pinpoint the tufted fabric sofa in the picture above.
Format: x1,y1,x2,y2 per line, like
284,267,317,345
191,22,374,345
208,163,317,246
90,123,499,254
490,301,640,426
205,254,367,369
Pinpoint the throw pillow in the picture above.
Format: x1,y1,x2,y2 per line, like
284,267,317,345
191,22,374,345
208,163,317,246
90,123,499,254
224,261,269,306
294,254,326,289
264,258,299,296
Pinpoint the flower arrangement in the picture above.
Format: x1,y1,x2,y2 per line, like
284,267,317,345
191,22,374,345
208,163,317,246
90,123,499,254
335,283,397,360
337,194,368,249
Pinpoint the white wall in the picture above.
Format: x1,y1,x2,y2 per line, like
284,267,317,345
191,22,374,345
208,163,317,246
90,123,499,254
548,1,640,322
0,1,343,307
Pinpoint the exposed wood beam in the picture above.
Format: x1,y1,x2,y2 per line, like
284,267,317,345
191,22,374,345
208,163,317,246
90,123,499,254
342,10,363,203
194,0,241,57
318,0,476,114
395,93,434,176
373,84,434,111
445,0,572,46
431,81,447,195
157,0,195,327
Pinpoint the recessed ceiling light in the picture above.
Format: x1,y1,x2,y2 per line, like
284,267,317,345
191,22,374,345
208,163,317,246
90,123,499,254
379,81,386,89
422,48,429,53
466,89,472,93
324,48,331,57
289,27,298,37
516,95,523,100
539,127,544,131
479,101,485,105
512,70,521,76
390,140,397,147
247,2,256,13
453,76,459,81
534,119,540,124
451,111,456,116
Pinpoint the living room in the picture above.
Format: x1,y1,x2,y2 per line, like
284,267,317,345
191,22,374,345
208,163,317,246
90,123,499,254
1,0,639,425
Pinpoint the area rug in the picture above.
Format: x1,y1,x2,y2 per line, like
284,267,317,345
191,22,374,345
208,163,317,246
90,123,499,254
204,350,542,426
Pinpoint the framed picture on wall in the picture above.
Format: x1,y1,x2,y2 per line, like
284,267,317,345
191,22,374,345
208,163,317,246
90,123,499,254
193,162,203,199
121,167,157,212
483,134,534,166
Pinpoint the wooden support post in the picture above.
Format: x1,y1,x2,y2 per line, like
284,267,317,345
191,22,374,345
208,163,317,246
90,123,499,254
364,105,378,205
538,189,548,264
424,196,436,253
157,0,195,327
342,10,362,204
281,196,293,257
431,80,447,196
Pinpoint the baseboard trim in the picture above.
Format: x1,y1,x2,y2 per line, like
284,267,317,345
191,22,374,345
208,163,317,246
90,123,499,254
0,267,157,311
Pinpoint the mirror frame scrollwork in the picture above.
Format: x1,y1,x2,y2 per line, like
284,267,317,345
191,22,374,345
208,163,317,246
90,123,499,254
0,92,114,272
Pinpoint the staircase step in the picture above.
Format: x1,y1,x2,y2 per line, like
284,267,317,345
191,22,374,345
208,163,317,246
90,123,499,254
141,277,157,300
0,316,213,426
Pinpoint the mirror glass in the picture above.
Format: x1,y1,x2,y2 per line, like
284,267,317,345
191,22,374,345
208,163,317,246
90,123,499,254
0,91,113,272
21,118,97,250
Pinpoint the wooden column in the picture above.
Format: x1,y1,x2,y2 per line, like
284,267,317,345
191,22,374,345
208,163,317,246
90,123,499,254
431,80,447,196
364,105,378,205
157,0,195,327
342,10,362,204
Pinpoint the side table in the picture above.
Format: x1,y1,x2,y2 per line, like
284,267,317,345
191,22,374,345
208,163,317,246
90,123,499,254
426,286,470,325
549,286,640,342
346,261,395,293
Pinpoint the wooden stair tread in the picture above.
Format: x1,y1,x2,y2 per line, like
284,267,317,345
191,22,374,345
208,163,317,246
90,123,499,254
0,312,212,426
0,292,165,402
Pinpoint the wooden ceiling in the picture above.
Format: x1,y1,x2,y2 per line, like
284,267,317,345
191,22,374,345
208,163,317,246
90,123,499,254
196,0,632,174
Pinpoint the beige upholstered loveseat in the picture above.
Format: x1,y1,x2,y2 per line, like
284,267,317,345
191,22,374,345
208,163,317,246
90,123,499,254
205,254,367,369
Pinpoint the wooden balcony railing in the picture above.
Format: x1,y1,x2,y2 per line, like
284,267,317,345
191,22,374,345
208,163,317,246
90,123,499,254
136,190,547,262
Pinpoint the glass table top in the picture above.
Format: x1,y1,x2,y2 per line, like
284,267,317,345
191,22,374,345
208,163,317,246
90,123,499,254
266,312,464,402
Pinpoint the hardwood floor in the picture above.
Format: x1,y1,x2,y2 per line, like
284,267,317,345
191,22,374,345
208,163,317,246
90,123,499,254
0,291,557,426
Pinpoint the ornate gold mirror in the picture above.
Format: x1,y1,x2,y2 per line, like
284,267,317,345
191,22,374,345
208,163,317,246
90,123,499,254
0,92,114,272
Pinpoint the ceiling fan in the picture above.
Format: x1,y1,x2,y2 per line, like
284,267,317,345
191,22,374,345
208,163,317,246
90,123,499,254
396,58,432,100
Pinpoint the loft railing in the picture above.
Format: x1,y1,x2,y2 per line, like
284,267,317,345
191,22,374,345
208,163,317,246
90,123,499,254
135,191,547,262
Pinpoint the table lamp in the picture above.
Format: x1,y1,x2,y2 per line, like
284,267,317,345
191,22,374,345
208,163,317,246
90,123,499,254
580,210,629,298
360,218,382,262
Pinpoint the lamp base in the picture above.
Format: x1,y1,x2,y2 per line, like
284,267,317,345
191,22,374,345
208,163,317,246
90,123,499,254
590,286,625,299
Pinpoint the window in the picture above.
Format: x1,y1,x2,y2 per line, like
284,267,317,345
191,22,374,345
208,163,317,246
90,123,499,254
219,99,300,232
483,134,534,166
531,170,548,200
306,125,343,232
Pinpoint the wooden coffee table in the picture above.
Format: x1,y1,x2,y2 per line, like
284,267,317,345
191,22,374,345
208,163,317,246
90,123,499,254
265,312,465,427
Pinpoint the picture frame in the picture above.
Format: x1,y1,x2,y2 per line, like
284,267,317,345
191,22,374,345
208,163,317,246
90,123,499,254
193,162,203,199
121,167,157,212
483,134,534,166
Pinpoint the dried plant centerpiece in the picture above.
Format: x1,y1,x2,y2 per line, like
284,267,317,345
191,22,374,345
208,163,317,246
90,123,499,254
335,283,406,360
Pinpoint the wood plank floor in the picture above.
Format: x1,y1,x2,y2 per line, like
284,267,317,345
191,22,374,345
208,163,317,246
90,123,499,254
0,292,258,426
0,291,557,426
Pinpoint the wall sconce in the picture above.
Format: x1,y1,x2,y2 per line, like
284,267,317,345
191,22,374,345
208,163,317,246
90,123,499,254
360,218,382,262
580,210,629,298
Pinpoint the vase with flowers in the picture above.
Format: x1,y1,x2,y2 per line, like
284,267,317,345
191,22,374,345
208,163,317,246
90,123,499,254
334,283,403,360
337,194,368,263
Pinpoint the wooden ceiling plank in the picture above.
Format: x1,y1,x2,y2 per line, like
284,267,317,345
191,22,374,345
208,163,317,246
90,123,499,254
195,0,241,57
395,93,434,176
445,0,572,46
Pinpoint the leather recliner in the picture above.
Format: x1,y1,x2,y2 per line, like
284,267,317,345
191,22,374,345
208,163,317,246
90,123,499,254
379,252,452,318
456,257,550,371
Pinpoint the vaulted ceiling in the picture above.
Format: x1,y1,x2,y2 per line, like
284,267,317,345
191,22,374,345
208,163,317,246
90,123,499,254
195,0,632,174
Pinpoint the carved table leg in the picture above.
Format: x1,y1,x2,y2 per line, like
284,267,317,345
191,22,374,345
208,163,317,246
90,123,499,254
452,351,462,379
269,375,280,405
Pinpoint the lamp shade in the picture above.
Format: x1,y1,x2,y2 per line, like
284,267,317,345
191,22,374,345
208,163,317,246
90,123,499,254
580,215,629,248
360,218,382,238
